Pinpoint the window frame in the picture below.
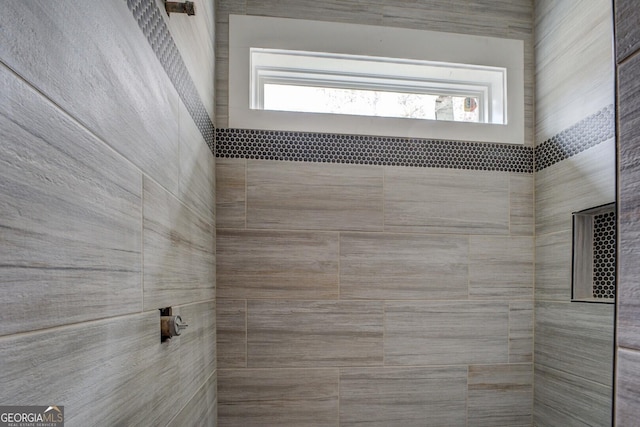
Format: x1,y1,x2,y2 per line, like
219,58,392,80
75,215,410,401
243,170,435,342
251,48,510,124
229,15,525,144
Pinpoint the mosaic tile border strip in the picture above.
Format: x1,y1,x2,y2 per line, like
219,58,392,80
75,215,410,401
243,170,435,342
125,0,215,151
535,105,615,172
216,128,533,173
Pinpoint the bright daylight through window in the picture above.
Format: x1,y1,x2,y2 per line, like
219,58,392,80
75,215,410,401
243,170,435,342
251,49,507,125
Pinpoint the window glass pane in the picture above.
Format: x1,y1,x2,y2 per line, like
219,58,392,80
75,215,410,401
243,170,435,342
263,84,480,123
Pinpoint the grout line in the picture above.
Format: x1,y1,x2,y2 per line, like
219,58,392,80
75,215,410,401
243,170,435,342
141,175,145,312
244,158,248,230
337,368,341,426
465,364,469,427
337,232,341,300
244,299,248,369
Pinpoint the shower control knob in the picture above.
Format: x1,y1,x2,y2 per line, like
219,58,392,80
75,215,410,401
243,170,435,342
161,315,189,340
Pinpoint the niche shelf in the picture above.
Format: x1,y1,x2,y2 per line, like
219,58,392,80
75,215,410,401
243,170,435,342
572,203,616,303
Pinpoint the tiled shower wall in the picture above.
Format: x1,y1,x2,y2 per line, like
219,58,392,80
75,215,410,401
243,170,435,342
215,1,535,425
614,0,640,423
0,1,216,425
533,0,616,425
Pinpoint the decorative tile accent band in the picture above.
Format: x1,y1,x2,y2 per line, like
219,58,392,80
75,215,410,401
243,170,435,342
125,0,215,151
535,105,615,171
215,128,534,173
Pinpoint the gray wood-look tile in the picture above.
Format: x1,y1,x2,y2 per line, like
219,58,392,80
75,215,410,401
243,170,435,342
382,0,531,39
169,371,217,427
534,363,612,427
178,101,216,224
247,160,384,231
174,301,217,406
535,230,572,302
468,364,533,427
215,158,246,229
381,1,470,34
143,177,216,310
339,366,467,427
339,233,468,300
215,39,230,127
615,0,640,63
615,348,640,425
247,300,383,367
535,301,614,387
246,0,383,27
0,0,181,194
0,64,142,336
509,301,534,363
217,230,339,299
510,173,534,235
0,304,217,426
217,0,247,23
535,139,616,235
384,167,510,234
217,300,247,368
384,301,509,365
158,0,216,119
218,368,339,427
0,312,176,426
469,236,533,300
617,52,640,351
535,0,614,143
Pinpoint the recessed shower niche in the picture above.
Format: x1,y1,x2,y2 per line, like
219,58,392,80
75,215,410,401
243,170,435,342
572,203,616,303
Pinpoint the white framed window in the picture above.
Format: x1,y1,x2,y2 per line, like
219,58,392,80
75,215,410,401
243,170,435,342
229,15,525,144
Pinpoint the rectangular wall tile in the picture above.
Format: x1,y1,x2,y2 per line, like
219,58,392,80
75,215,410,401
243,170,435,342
469,236,533,299
159,0,216,119
217,300,246,368
535,301,614,386
168,371,217,427
615,348,640,425
0,64,142,336
384,167,509,234
340,233,468,300
217,230,339,299
247,160,384,231
174,301,217,406
216,158,246,229
143,177,216,310
246,0,383,26
534,363,612,427
339,367,467,427
468,364,533,427
510,301,534,363
178,100,216,224
617,51,640,351
535,0,614,142
535,139,616,235
247,300,383,367
535,230,572,301
218,368,339,427
510,173,534,235
0,0,181,194
615,0,640,62
384,301,509,365
0,312,176,426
